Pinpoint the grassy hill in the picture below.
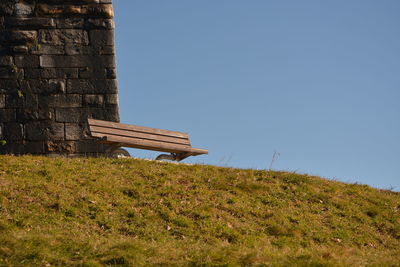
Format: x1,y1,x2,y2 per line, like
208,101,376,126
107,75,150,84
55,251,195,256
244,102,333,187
0,155,399,266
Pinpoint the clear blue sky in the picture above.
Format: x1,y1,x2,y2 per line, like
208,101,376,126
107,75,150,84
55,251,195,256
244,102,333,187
113,1,400,190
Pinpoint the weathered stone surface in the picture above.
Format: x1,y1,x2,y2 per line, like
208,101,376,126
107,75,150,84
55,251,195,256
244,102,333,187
55,107,85,123
65,123,91,140
0,109,15,122
0,80,19,94
25,121,64,141
31,45,64,55
3,122,23,141
105,68,116,79
105,94,118,105
0,141,45,155
0,95,5,108
41,68,78,79
0,30,37,44
76,140,107,153
5,94,24,108
5,18,55,29
56,106,118,123
1,0,118,156
40,55,115,68
39,29,89,45
0,2,15,16
14,2,35,17
84,94,104,107
39,94,82,108
0,67,23,79
12,45,29,54
65,45,93,56
55,18,84,29
26,69,74,80
87,4,114,18
0,56,13,66
67,79,117,94
16,108,54,122
19,79,66,95
37,4,83,16
86,19,114,29
15,55,40,68
46,141,76,153
79,67,107,79
90,30,114,46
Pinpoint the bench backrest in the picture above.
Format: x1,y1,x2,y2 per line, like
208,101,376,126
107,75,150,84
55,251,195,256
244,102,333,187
88,119,193,153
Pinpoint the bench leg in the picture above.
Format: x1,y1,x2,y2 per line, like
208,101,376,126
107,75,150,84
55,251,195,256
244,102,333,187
155,153,177,161
155,152,191,162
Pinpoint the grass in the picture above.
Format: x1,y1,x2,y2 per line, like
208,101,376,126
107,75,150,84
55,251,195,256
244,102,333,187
0,155,399,266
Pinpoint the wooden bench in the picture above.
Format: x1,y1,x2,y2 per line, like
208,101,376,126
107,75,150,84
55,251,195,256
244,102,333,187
88,119,208,161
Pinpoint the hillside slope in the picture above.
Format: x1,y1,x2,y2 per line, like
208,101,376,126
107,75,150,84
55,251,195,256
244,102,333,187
0,156,399,266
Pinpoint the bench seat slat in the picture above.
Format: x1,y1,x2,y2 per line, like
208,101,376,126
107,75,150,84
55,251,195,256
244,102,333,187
90,125,191,146
88,119,188,139
99,135,207,155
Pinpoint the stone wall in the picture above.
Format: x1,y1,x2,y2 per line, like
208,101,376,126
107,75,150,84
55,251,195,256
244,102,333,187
0,0,119,156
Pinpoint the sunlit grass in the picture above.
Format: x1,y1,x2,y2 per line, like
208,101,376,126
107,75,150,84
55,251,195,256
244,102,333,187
0,155,399,266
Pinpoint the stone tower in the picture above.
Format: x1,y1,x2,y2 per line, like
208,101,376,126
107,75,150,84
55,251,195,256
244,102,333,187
0,0,119,156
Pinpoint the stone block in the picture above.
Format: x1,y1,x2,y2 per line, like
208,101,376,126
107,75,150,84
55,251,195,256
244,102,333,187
65,123,91,140
0,2,15,16
39,94,82,108
65,45,92,56
15,55,39,68
90,30,114,46
3,122,23,141
31,45,64,55
99,45,114,55
25,121,65,141
84,94,104,107
105,94,118,105
24,68,41,79
76,140,108,154
0,141,45,155
86,19,114,29
0,80,19,94
0,30,37,44
105,68,116,79
41,68,78,79
0,109,15,122
79,67,107,79
39,29,89,45
55,108,87,123
0,67,23,79
87,107,119,121
45,141,76,154
0,94,5,108
5,18,56,29
20,79,66,95
0,56,12,66
67,79,117,94
14,2,34,17
43,0,101,4
55,18,84,29
5,94,24,108
40,55,115,68
12,45,29,54
87,4,114,18
37,4,83,16
16,108,54,122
